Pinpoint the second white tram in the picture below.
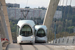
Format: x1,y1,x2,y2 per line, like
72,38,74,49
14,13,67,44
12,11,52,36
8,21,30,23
17,20,35,44
35,25,47,43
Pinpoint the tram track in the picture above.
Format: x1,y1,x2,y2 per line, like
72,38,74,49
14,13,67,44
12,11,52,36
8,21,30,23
40,43,54,50
32,45,38,50
19,43,54,50
19,44,38,50
44,45,54,50
20,45,23,50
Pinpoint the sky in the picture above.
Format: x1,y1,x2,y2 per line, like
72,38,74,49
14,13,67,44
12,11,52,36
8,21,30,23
5,0,75,8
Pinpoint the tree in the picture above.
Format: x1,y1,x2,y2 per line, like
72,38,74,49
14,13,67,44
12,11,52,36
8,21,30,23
67,26,74,33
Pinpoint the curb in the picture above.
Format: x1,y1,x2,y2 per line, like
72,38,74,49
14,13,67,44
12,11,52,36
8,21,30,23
2,41,9,50
6,43,10,50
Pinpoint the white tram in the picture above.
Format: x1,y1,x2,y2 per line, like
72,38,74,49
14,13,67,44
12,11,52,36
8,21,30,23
35,25,47,43
17,20,35,44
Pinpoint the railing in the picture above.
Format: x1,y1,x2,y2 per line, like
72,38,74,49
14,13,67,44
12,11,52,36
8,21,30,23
50,36,75,45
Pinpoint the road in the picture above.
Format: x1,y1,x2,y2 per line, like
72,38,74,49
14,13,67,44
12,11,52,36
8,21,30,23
7,43,75,50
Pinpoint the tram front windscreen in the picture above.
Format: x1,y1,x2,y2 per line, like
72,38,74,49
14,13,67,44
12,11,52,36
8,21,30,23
37,29,46,37
20,25,33,37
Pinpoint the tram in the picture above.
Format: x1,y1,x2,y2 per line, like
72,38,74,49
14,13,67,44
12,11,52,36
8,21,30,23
17,20,35,44
35,25,47,43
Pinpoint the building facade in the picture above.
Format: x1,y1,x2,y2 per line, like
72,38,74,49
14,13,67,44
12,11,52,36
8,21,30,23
6,3,20,8
7,8,62,20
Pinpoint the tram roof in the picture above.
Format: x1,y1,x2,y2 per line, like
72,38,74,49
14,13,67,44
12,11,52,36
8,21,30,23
17,20,35,27
35,25,47,30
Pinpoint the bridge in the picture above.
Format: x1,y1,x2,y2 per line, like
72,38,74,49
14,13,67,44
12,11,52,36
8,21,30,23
0,0,75,50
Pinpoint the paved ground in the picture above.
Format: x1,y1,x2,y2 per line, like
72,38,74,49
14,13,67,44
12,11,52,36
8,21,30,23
7,44,20,50
7,43,75,50
21,45,35,50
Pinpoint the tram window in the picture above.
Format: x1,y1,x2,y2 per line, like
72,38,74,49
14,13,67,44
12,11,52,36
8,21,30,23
20,25,33,37
37,29,46,37
17,26,20,36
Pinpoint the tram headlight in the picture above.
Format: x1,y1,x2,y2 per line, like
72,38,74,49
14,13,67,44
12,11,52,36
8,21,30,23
31,36,33,38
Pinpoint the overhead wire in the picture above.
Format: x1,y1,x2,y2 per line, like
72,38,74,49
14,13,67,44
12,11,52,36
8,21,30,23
57,0,63,38
59,0,65,37
59,0,67,37
68,0,72,34
63,0,68,37
14,0,17,19
55,0,62,39
25,0,29,19
65,0,72,43
56,0,62,38
63,0,72,37
65,0,72,35
26,0,29,7
13,0,17,41
24,0,29,19
65,0,72,36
